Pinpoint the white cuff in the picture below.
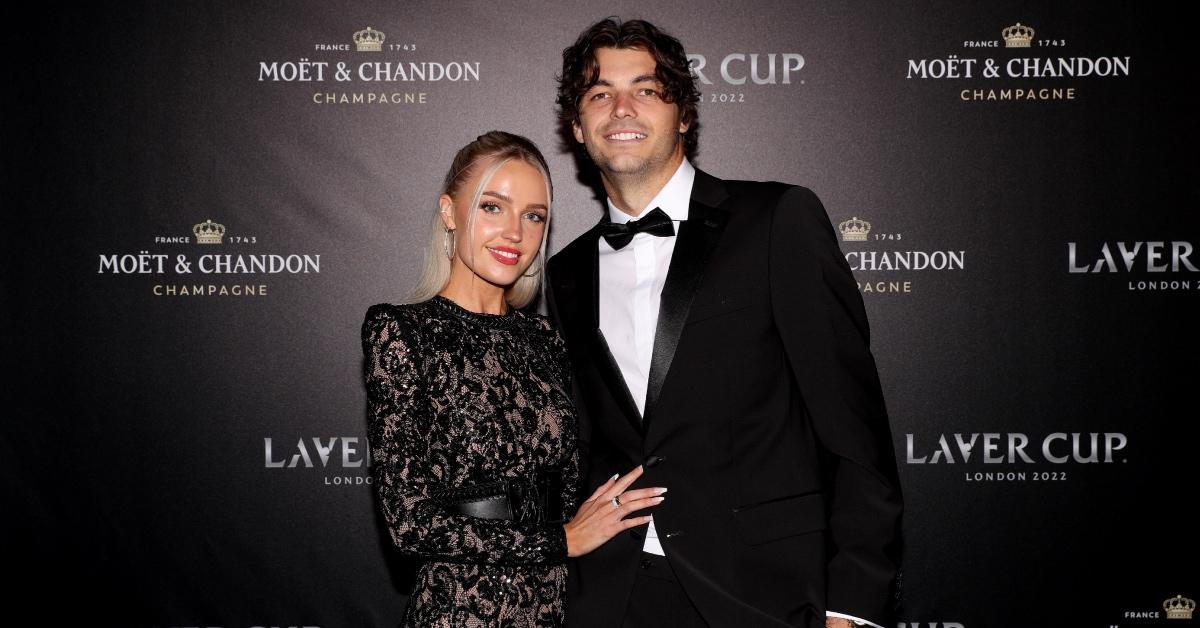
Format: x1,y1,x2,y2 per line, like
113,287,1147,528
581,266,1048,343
826,610,885,628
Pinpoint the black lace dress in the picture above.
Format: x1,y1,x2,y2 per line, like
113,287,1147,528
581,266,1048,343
361,296,580,627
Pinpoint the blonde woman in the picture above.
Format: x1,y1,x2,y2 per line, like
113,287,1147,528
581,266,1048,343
362,131,662,627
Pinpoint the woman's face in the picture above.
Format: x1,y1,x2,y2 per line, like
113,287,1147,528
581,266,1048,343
440,158,549,290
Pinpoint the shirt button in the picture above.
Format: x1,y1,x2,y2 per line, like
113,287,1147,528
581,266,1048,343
640,558,654,570
643,455,664,468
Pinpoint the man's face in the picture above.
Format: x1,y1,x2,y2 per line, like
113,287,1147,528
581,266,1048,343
573,47,688,181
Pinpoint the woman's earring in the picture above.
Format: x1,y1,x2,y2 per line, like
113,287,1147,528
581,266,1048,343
443,228,456,260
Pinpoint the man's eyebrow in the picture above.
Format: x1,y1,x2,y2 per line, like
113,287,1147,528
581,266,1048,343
589,75,659,89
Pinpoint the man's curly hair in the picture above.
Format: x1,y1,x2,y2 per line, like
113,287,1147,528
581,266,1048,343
556,18,701,157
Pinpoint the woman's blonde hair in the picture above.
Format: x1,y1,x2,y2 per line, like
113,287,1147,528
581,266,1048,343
409,131,553,309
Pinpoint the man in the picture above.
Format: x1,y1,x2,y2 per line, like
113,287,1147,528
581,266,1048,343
545,18,903,628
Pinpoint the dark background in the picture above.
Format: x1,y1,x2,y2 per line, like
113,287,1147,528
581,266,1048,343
5,2,1196,627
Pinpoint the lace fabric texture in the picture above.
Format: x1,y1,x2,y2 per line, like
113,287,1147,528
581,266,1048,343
362,296,581,627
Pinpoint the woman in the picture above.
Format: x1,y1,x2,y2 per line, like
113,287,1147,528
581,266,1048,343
362,131,664,627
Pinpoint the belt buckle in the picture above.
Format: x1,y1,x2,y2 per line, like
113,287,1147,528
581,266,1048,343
506,478,541,524
507,470,566,524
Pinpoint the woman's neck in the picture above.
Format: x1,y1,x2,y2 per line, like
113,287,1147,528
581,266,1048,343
438,276,508,315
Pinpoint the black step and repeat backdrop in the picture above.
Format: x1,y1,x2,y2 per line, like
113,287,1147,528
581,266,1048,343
6,1,1197,627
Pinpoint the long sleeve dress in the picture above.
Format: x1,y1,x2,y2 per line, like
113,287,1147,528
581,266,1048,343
361,295,581,627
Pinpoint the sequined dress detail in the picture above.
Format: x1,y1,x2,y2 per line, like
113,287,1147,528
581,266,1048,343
362,296,580,627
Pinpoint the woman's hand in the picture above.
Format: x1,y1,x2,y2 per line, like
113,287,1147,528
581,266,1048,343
563,465,666,558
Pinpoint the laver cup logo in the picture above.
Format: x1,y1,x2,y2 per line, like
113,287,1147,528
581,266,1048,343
906,432,1129,484
685,50,806,106
264,437,372,487
1068,240,1198,291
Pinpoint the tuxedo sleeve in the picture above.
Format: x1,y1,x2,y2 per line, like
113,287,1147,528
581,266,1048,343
767,186,903,625
544,258,593,505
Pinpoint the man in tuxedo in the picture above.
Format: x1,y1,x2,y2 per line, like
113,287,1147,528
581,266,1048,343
545,18,903,628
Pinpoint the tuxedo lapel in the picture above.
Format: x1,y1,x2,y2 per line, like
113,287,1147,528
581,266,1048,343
563,223,645,437
642,170,730,433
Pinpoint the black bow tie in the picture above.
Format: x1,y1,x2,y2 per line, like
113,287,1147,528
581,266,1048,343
599,207,676,250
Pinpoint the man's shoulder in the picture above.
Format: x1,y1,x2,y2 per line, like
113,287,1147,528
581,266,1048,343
697,171,834,247
547,223,597,271
696,168,815,211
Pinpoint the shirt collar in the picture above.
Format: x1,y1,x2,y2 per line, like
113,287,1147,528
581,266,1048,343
605,158,695,224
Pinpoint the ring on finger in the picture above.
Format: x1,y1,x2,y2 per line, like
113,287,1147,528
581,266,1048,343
611,495,621,508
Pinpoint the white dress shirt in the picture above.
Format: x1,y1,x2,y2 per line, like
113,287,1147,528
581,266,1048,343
596,158,881,628
598,158,694,556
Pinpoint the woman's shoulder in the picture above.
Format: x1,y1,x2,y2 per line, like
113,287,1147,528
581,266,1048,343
515,309,566,343
517,308,551,328
366,298,559,335
361,301,437,351
363,301,432,327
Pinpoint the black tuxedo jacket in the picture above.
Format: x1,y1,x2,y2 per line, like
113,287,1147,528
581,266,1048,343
545,169,903,628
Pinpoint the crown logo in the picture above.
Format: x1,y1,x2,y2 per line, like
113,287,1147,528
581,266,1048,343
838,216,872,242
1164,595,1196,619
1002,22,1035,48
193,219,225,244
353,26,386,52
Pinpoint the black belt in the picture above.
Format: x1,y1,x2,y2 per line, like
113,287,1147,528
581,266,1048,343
430,469,565,524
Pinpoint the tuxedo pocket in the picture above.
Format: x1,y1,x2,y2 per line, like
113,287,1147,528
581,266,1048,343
685,294,753,325
731,492,826,545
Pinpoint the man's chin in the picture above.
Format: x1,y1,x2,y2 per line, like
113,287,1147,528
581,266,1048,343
593,155,652,177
